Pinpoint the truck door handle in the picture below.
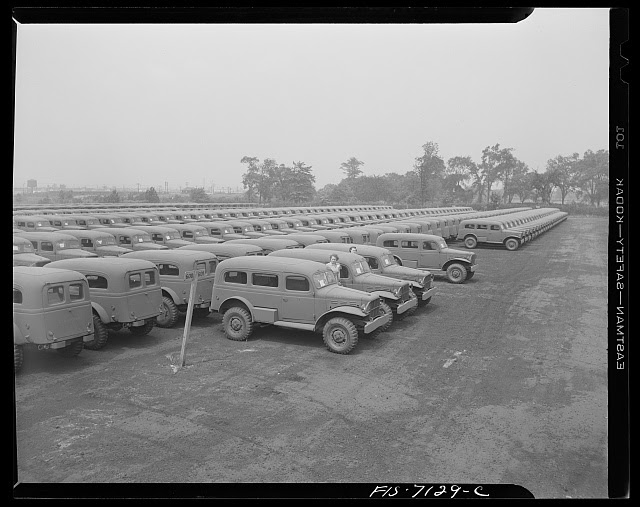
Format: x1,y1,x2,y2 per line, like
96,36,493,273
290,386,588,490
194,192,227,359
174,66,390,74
282,298,288,302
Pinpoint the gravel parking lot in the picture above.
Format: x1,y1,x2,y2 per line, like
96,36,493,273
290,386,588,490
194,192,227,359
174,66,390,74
14,216,608,498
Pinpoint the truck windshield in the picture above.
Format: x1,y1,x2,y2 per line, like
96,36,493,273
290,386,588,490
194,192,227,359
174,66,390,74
62,239,82,249
13,241,34,253
313,270,338,289
134,234,153,243
433,238,448,249
351,260,371,276
95,236,117,246
381,254,396,266
166,231,182,240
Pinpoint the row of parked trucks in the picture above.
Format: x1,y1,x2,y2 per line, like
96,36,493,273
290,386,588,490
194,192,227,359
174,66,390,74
13,205,568,369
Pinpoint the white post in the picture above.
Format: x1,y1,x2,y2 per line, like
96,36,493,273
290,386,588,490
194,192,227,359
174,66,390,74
178,271,198,368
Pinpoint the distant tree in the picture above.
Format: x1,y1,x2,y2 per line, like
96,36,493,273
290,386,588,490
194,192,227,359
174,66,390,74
445,156,477,203
412,142,445,207
575,149,609,207
103,189,121,203
530,171,556,204
340,157,365,179
507,161,532,203
479,144,515,204
289,161,316,204
189,187,209,203
240,156,261,203
545,153,580,205
144,187,160,203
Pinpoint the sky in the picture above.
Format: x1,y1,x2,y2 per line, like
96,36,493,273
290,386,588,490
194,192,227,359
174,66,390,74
12,8,610,192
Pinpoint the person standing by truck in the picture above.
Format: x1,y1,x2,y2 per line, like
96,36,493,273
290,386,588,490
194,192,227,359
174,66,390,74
326,254,342,278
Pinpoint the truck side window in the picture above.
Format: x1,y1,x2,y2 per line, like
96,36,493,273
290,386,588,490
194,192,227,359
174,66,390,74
41,241,54,252
382,240,398,248
252,273,279,288
119,236,132,246
158,263,180,276
422,242,432,250
364,256,379,270
401,240,418,249
152,233,163,241
13,289,22,304
224,271,247,284
490,225,500,231
129,273,142,289
47,285,65,305
81,238,93,247
86,275,108,289
286,276,309,291
339,265,349,279
144,271,156,286
184,231,193,239
69,283,84,300
477,224,488,230
464,224,475,229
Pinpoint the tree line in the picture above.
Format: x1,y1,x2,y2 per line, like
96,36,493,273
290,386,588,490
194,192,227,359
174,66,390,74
240,142,609,208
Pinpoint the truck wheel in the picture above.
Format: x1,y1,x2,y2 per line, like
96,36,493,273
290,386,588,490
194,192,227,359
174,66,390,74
464,236,478,249
84,315,109,350
504,238,520,251
129,320,155,336
14,344,24,372
446,263,467,284
322,317,358,355
379,301,393,331
156,296,179,328
56,339,84,357
223,307,253,341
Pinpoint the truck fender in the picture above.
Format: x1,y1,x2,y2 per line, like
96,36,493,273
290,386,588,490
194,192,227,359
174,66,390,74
314,306,367,332
161,286,181,305
13,322,27,345
370,290,398,300
91,302,111,323
444,257,472,268
216,296,255,317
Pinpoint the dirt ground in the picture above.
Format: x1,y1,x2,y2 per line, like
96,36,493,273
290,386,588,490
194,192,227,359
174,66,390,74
13,216,609,499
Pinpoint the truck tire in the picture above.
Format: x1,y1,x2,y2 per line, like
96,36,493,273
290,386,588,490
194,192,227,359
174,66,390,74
14,344,24,372
129,320,155,336
156,296,179,328
504,238,520,251
322,317,358,354
379,301,393,331
464,236,478,249
446,263,467,284
223,307,253,341
56,339,84,357
84,314,109,350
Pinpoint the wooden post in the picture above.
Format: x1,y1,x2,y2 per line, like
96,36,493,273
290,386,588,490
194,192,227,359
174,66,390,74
178,270,198,368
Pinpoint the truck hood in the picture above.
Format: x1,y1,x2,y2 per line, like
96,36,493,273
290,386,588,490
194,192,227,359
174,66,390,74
323,284,378,306
193,237,225,244
132,243,169,250
57,249,99,259
96,245,134,256
13,253,52,266
165,239,193,248
382,264,432,284
223,233,251,240
442,247,476,261
357,273,407,292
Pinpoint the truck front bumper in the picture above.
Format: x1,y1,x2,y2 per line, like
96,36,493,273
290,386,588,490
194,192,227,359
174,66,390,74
363,313,391,334
395,296,419,314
